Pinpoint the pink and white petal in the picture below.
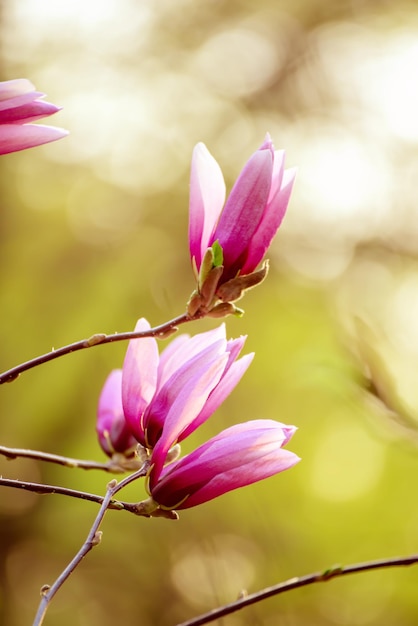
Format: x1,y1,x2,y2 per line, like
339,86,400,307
189,142,226,268
97,369,136,456
240,167,296,275
213,149,273,273
0,79,37,104
157,334,191,386
224,336,247,367
152,420,299,508
162,420,297,478
145,339,228,446
267,150,285,203
179,352,254,441
258,132,274,151
180,449,300,508
98,369,124,423
0,100,62,124
150,354,228,481
121,318,159,434
157,325,227,390
0,124,68,155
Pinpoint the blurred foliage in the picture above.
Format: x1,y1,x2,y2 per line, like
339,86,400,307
2,0,418,624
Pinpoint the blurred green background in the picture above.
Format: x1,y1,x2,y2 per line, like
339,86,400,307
2,0,418,624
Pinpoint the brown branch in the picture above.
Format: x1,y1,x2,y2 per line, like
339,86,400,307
32,466,148,626
0,445,126,473
175,555,418,626
0,312,201,384
0,476,144,514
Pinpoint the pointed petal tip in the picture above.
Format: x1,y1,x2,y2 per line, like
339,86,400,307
260,132,274,151
0,124,69,155
284,166,298,183
133,317,152,332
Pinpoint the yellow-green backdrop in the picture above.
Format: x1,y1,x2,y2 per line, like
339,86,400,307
1,1,418,624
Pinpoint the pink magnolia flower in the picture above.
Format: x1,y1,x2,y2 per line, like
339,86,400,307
0,78,68,155
189,134,296,287
96,370,138,457
98,319,253,472
144,420,299,511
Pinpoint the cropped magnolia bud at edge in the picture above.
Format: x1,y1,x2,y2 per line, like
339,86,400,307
0,78,68,155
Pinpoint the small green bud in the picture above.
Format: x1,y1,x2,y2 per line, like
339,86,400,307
211,240,224,267
92,531,103,546
86,333,107,347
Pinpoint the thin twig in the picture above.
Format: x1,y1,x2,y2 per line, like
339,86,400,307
175,554,418,626
0,476,144,512
32,466,148,626
0,445,125,472
0,312,200,384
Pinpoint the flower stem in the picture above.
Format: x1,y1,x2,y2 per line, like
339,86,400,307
32,466,148,626
175,554,418,626
0,312,201,385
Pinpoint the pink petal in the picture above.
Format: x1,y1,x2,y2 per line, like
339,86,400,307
0,124,68,155
122,318,159,443
97,370,136,456
0,79,37,103
268,150,286,202
240,166,296,275
189,142,226,269
0,100,62,124
150,353,229,480
153,329,243,444
157,324,226,389
144,337,227,441
151,420,299,508
98,370,124,420
212,147,273,278
183,449,299,508
179,351,254,441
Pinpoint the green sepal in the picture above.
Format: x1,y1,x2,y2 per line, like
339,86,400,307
211,240,224,267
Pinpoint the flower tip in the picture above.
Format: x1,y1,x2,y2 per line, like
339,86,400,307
260,132,274,151
282,424,298,446
134,317,152,332
289,453,302,467
285,166,298,184
193,141,209,158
